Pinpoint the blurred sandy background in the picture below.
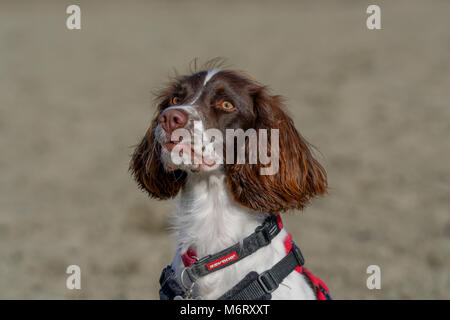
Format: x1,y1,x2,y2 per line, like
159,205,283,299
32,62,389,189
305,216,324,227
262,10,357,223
0,0,449,299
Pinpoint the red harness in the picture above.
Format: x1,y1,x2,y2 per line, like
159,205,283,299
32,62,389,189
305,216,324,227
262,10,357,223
182,215,331,300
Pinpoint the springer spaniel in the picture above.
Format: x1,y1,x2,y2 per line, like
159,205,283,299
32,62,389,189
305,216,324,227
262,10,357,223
130,66,328,300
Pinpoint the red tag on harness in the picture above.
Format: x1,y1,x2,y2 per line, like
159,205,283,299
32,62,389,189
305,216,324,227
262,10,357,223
206,251,239,270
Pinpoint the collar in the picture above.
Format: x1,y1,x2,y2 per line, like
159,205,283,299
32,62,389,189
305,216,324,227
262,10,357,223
180,214,283,283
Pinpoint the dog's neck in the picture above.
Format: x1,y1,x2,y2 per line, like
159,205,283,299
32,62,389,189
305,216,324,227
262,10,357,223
171,170,266,257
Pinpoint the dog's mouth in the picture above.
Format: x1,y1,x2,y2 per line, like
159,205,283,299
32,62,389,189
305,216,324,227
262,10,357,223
164,141,179,152
162,137,218,171
164,136,184,151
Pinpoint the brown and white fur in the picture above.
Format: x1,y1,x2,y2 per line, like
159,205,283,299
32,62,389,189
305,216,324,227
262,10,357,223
130,66,327,299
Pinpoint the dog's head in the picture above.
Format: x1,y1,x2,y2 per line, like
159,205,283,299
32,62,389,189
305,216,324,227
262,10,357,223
130,68,327,213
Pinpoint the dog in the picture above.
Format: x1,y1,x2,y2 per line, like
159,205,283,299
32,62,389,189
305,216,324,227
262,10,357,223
130,65,329,300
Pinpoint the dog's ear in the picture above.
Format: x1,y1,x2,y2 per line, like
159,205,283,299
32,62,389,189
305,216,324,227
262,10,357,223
130,117,186,200
225,86,327,213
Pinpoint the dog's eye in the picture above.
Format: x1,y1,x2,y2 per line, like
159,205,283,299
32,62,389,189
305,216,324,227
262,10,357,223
221,101,235,111
170,96,181,105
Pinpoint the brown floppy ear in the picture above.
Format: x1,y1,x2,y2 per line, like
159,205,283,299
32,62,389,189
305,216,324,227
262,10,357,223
225,87,327,213
129,117,186,200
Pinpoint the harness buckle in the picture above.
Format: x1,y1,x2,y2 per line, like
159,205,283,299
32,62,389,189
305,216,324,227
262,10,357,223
255,217,278,246
254,225,270,246
292,245,305,266
257,271,278,293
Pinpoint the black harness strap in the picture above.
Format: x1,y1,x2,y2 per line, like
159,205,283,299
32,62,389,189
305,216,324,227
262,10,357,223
184,215,282,283
218,244,305,300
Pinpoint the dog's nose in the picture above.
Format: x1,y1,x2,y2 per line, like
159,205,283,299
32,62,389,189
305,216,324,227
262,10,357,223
159,109,188,135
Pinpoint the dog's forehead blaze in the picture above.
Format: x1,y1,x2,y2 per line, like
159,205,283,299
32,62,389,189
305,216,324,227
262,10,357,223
181,70,212,91
168,70,255,108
